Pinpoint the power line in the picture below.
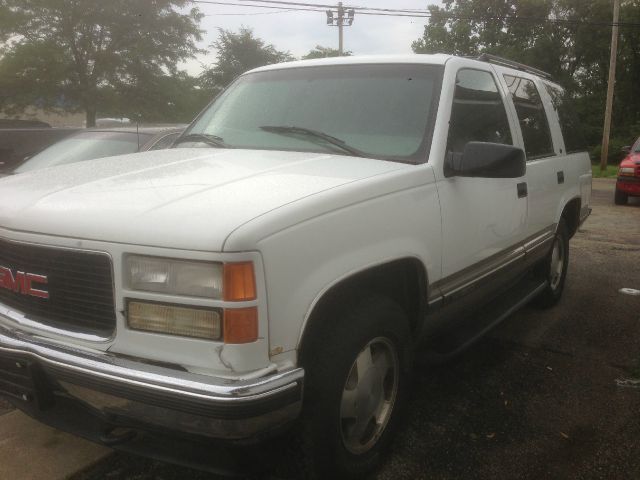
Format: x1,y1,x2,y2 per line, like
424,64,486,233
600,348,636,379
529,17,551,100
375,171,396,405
201,0,335,8
194,1,324,12
192,0,640,28
204,8,298,15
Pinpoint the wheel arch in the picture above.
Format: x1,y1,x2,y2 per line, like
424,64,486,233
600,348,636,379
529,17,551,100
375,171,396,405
558,196,581,238
297,257,428,361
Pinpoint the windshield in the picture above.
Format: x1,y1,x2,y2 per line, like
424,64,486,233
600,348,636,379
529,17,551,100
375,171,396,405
180,64,443,163
14,131,150,173
633,138,640,153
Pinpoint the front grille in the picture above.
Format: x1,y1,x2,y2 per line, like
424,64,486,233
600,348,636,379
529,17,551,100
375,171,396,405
0,238,115,336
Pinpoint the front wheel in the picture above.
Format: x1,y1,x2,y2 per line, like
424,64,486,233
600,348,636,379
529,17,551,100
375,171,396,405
300,295,411,478
534,218,569,308
614,188,628,205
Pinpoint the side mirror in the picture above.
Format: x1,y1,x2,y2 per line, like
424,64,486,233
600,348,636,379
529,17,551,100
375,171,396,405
446,142,526,178
621,146,631,153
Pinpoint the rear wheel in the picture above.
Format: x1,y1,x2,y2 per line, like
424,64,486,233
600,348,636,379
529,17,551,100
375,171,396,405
535,218,569,308
300,295,411,478
614,188,628,205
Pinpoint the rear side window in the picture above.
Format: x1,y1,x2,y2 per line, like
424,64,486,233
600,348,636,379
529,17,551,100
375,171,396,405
446,69,512,156
544,84,587,154
504,75,554,160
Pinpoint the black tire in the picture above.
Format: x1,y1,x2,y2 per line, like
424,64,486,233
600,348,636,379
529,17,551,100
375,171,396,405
534,218,569,308
299,294,411,478
614,188,628,205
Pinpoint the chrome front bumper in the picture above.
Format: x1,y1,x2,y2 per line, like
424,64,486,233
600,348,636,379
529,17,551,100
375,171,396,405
0,325,304,441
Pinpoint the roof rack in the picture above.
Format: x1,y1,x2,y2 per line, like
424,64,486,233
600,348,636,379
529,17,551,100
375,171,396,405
476,53,553,80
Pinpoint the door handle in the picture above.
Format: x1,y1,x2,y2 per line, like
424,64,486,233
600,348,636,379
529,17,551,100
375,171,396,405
517,182,528,198
557,171,565,184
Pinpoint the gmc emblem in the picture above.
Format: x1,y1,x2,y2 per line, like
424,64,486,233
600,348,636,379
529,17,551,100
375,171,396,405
0,266,49,299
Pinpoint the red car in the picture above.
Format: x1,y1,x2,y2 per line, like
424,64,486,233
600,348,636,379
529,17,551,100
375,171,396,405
615,137,640,204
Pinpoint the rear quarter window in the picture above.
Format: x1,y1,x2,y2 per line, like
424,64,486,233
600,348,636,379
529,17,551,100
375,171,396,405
544,83,587,154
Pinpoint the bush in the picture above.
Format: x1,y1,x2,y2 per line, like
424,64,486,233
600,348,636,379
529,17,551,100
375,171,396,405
590,137,632,165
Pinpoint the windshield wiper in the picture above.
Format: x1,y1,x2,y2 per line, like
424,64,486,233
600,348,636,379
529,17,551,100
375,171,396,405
173,133,231,148
259,125,367,157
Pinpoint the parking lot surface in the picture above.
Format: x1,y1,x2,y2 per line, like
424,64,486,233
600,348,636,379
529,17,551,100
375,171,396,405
2,178,639,479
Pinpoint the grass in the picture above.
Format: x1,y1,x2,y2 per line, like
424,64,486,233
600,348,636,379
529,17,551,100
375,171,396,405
591,164,618,178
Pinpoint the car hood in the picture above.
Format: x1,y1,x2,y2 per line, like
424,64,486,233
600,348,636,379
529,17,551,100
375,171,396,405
621,153,640,167
0,148,408,251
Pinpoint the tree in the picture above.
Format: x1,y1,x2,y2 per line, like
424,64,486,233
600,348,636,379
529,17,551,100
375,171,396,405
412,0,640,156
0,0,203,126
99,72,211,124
302,45,352,59
200,27,293,94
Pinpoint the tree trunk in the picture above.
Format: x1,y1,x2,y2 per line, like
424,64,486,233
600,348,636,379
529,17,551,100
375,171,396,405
85,105,97,128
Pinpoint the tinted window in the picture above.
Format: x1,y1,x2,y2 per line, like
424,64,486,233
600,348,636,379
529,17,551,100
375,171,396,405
183,64,443,163
446,69,512,156
504,75,554,160
14,131,149,173
544,84,587,154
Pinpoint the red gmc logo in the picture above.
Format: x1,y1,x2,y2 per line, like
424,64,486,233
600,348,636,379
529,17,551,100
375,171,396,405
0,266,49,299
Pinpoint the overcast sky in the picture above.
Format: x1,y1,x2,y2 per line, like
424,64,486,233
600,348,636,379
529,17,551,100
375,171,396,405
181,1,440,75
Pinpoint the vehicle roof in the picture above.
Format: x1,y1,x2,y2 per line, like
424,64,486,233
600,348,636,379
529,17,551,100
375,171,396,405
247,54,556,84
248,54,453,74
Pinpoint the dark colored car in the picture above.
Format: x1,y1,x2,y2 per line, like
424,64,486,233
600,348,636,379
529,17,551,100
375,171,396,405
0,127,80,172
615,137,640,204
0,119,51,128
8,126,185,175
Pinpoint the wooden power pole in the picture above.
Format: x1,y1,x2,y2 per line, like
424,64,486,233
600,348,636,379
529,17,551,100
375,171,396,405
600,0,620,172
326,2,354,55
337,2,344,55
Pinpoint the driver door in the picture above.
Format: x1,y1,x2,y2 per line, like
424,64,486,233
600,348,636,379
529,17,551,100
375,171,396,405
435,67,528,304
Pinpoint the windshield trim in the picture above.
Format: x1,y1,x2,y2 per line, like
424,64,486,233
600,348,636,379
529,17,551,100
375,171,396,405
178,63,444,165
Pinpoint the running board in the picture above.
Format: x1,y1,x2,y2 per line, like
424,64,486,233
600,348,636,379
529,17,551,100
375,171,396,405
417,278,548,364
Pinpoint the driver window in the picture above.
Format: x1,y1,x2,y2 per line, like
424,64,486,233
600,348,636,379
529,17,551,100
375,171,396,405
446,69,513,160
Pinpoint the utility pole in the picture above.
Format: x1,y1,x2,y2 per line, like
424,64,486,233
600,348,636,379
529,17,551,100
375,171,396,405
326,2,354,55
338,2,344,55
600,0,620,172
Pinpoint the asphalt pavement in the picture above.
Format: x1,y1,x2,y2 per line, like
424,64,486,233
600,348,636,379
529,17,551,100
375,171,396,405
2,177,639,480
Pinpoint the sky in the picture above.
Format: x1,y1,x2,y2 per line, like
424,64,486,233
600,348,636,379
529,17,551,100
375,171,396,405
181,1,441,75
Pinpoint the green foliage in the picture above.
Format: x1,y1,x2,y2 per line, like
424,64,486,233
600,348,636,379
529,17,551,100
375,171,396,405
412,0,640,151
99,73,211,124
302,45,352,59
200,27,293,94
0,0,203,126
590,137,632,165
590,164,618,178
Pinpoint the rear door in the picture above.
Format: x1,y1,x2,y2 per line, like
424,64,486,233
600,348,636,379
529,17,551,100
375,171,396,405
496,71,561,245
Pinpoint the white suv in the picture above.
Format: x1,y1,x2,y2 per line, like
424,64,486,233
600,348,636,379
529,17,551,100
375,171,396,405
0,54,591,477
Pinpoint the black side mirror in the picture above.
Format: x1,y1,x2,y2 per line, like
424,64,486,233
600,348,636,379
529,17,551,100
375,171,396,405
446,142,526,178
621,146,631,153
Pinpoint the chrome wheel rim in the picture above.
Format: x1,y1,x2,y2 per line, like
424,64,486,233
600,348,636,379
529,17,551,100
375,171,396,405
339,336,399,455
549,236,564,291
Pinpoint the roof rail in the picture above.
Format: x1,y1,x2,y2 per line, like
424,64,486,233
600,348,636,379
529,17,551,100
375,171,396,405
476,53,553,80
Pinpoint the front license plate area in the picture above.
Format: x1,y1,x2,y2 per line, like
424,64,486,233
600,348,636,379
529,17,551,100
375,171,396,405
0,354,54,409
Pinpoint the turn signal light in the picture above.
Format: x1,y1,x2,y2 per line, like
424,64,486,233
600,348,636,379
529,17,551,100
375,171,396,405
223,262,256,301
224,307,258,344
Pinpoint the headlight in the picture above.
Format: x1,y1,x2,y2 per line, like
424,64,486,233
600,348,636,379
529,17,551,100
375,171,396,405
619,167,635,175
126,255,223,298
127,300,222,340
